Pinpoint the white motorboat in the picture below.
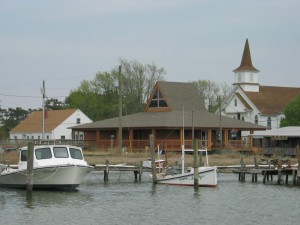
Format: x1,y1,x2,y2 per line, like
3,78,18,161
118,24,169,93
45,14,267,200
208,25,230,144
155,149,217,187
0,145,94,190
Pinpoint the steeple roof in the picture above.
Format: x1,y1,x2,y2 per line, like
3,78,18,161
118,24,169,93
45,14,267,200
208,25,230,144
233,38,259,72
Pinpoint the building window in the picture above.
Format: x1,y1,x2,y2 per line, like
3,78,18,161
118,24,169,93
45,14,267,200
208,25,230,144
267,117,271,128
242,116,244,121
76,118,81,124
237,113,241,120
61,136,65,140
149,88,168,108
234,99,237,106
255,115,258,124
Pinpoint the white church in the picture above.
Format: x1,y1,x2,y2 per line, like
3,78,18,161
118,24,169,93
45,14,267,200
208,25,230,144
218,39,300,130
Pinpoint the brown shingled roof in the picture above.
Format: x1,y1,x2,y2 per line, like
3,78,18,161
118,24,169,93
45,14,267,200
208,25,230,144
245,86,300,115
10,109,77,133
233,38,259,72
145,81,206,112
72,81,266,131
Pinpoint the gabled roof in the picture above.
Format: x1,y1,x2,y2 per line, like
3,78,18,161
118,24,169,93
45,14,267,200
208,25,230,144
233,38,259,72
235,92,253,110
72,81,266,131
144,81,206,112
10,109,77,133
245,86,300,115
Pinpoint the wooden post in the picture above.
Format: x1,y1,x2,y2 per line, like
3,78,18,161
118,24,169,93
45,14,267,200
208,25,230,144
138,161,143,181
297,145,300,184
26,142,34,192
104,159,109,182
193,139,199,188
150,134,157,184
134,171,138,181
277,169,282,185
292,169,296,185
263,170,267,183
254,156,258,169
240,157,245,181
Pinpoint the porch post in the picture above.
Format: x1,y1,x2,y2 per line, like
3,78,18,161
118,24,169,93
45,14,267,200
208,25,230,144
129,128,133,151
96,130,100,149
152,128,156,147
224,129,228,146
208,129,212,150
249,130,254,149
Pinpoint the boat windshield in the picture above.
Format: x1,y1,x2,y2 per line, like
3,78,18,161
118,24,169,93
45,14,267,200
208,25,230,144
53,147,69,158
21,150,27,161
69,148,83,160
35,147,52,160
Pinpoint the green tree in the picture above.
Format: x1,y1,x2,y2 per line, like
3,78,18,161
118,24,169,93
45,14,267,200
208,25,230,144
66,59,165,120
45,98,65,110
280,95,300,127
0,107,29,138
120,59,165,114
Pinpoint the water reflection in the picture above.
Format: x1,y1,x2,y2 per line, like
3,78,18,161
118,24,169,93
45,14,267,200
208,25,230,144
1,173,299,225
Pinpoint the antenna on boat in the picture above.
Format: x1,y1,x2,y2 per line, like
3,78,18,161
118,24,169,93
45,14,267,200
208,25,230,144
41,80,46,140
118,66,123,153
182,105,185,174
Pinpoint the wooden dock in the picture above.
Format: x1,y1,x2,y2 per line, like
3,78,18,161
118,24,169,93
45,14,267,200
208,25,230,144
93,160,152,182
233,157,300,185
237,167,299,185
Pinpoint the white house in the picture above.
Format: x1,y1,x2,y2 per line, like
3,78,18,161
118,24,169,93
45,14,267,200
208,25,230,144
218,39,300,130
10,109,92,140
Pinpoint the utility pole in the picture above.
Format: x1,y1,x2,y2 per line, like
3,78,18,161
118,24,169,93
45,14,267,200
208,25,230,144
41,80,46,140
118,66,123,153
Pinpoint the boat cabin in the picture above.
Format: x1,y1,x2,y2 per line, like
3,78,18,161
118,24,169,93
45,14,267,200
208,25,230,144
18,145,88,170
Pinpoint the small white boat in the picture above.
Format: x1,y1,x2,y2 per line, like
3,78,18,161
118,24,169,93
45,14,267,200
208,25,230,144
154,149,217,187
0,145,94,190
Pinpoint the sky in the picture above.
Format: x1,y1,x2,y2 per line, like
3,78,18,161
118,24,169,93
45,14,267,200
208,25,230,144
0,0,299,109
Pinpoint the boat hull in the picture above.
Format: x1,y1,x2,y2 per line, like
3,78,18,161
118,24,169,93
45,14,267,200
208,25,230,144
0,164,93,190
156,166,217,187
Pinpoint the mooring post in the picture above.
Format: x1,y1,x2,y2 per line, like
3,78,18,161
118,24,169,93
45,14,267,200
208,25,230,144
138,161,143,181
26,142,34,192
292,169,296,185
193,139,199,188
277,169,282,185
254,156,258,169
297,145,300,184
240,157,245,181
134,171,138,181
263,170,267,183
149,134,157,184
104,159,109,182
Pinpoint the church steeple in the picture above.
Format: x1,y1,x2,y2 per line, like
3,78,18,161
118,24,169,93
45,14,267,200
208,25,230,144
233,38,259,72
233,38,260,92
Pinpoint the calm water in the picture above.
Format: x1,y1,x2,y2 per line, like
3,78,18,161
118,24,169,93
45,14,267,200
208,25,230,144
0,171,299,225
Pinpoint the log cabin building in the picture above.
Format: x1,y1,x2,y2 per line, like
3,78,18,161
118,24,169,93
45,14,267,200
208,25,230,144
71,81,266,152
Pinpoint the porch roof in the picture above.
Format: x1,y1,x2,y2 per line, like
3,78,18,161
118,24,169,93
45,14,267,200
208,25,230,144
253,126,300,138
71,110,266,130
